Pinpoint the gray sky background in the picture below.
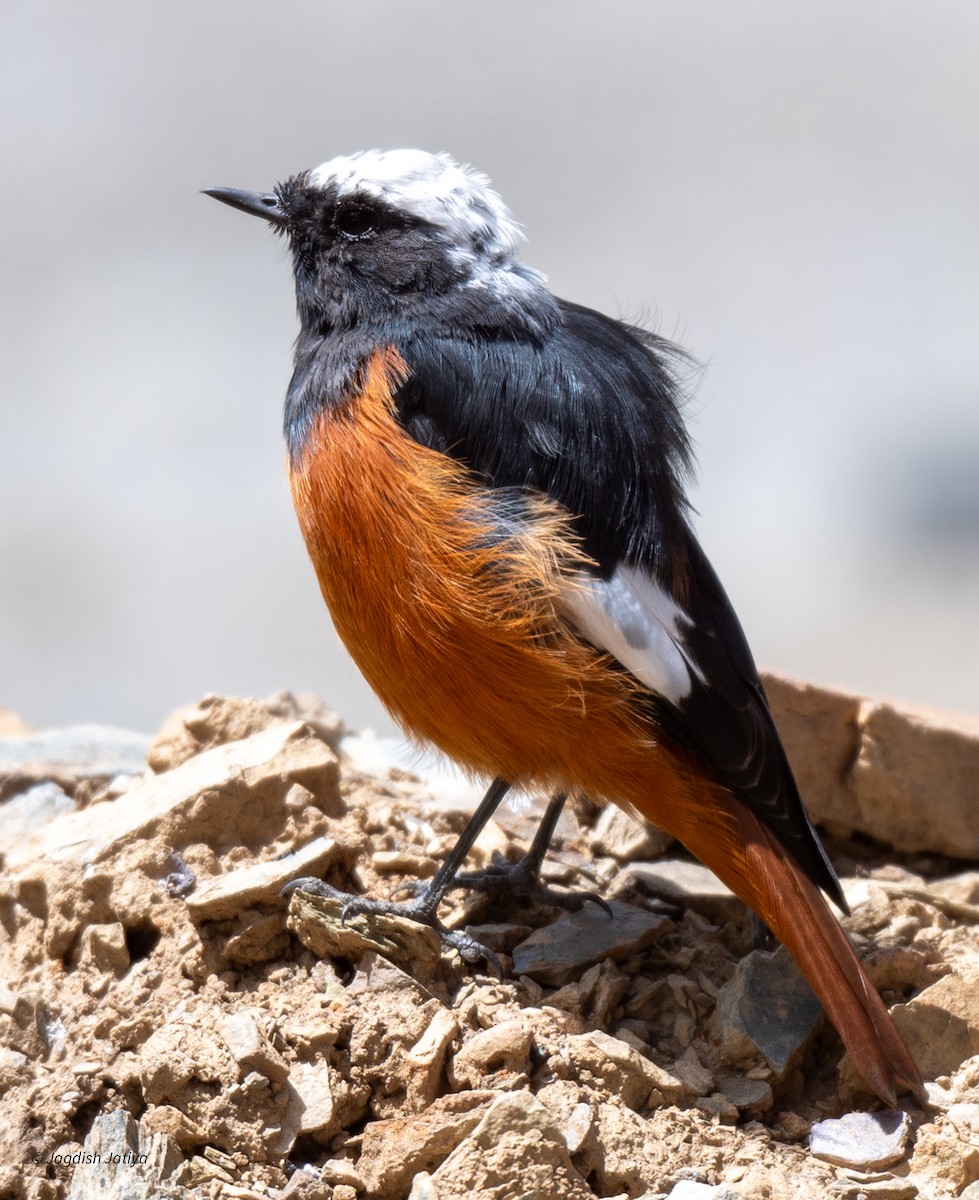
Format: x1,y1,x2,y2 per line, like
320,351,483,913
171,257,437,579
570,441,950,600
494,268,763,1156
2,1,977,736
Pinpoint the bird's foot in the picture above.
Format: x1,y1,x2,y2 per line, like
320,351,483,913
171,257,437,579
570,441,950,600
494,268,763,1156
282,875,502,977
393,850,612,917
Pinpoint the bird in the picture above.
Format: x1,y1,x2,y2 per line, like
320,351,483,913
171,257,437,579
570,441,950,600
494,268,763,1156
205,149,923,1105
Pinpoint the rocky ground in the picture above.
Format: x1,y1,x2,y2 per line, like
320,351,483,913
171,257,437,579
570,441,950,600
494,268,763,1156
1,681,978,1200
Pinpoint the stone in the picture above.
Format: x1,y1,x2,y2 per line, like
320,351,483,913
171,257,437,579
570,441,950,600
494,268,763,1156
405,1008,460,1106
0,781,74,849
718,1076,774,1118
357,1092,495,1200
287,1060,336,1139
218,1009,290,1082
511,900,669,986
287,889,445,976
449,1015,534,1088
587,804,673,861
549,1029,684,1108
672,1047,714,1097
669,1184,740,1200
75,923,130,974
65,1110,183,1200
762,673,979,858
186,835,343,920
809,1109,912,1170
911,1119,979,1192
626,859,744,924
0,725,150,801
147,691,345,772
712,946,822,1081
889,969,979,1081
428,1091,594,1200
7,721,340,869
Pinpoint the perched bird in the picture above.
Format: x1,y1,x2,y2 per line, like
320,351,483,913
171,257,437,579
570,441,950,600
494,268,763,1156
206,149,923,1104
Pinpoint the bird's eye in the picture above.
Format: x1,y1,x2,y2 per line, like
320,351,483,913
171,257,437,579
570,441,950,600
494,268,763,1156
335,206,376,238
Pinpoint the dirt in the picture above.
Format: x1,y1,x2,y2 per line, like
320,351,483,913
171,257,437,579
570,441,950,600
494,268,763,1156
1,693,978,1200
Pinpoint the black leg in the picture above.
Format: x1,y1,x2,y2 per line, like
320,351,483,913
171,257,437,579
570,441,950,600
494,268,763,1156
450,791,612,916
284,775,513,972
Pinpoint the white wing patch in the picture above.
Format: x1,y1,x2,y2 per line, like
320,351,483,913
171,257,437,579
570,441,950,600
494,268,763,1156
559,565,702,705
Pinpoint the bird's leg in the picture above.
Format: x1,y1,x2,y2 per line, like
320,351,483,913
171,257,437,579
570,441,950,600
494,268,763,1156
446,791,611,916
284,776,513,973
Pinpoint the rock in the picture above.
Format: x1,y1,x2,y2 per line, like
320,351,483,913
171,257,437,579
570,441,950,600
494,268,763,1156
218,1009,290,1082
7,720,340,869
563,1101,593,1154
693,1094,739,1124
357,1092,495,1200
0,781,74,853
672,1047,714,1097
287,889,445,976
427,1091,595,1200
712,946,822,1081
762,673,979,859
587,804,674,861
809,1109,912,1170
286,1060,337,1140
549,1029,684,1108
75,923,130,974
0,725,150,801
911,1118,979,1194
717,1076,774,1118
0,1047,28,1092
65,1110,183,1200
406,1008,460,1106
626,859,744,924
147,692,345,772
889,969,979,1080
511,900,669,986
449,1014,534,1088
669,1184,740,1200
186,835,344,920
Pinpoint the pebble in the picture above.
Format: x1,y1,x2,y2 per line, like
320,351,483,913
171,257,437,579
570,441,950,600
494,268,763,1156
626,859,744,924
809,1109,913,1170
511,900,669,986
712,946,822,1080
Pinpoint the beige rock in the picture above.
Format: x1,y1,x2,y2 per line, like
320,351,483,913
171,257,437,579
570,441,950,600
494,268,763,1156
910,1119,979,1192
549,1029,684,1108
146,692,345,772
287,889,445,976
762,673,979,859
8,721,341,869
287,1060,337,1140
587,804,673,861
357,1091,495,1200
186,835,344,920
890,969,979,1081
218,1009,290,1083
427,1091,595,1200
449,1014,535,1088
75,922,130,975
405,1008,460,1106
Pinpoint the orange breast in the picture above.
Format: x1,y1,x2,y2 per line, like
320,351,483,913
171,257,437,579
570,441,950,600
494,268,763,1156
287,347,718,820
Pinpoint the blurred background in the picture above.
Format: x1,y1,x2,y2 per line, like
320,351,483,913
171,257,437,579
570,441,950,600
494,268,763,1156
2,1,977,737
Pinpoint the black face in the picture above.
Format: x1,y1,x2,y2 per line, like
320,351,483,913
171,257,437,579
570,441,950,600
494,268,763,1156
275,174,468,330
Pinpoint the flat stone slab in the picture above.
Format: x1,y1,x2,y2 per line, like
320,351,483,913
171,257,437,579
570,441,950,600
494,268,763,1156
626,858,744,924
511,900,669,986
809,1109,912,1169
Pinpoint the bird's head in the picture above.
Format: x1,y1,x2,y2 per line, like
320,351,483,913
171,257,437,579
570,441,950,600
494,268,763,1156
205,149,556,337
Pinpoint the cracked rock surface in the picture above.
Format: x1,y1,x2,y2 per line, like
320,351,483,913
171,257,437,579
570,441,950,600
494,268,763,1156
1,683,978,1200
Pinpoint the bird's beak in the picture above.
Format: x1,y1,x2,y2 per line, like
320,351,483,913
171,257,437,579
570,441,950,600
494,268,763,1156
203,187,287,226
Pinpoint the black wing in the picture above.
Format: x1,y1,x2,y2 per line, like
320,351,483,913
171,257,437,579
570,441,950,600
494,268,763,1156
395,300,846,910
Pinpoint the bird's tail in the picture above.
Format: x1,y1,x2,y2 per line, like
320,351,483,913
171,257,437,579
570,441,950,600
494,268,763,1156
631,780,924,1105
